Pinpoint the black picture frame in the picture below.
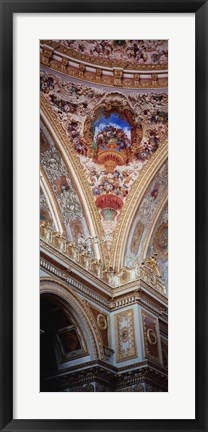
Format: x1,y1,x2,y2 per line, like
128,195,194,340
0,1,207,431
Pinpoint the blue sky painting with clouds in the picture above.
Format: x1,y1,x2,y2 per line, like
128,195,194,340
94,113,131,140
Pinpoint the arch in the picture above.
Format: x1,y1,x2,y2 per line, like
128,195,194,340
40,278,105,361
40,292,89,368
40,95,106,264
109,145,168,271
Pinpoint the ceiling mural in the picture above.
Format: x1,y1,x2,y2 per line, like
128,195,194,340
124,161,168,269
147,203,168,287
42,39,168,70
40,122,90,247
40,69,168,261
40,40,169,394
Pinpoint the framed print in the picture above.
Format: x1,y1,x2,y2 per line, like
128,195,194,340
0,1,207,431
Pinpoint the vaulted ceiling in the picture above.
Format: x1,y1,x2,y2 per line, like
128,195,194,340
40,40,168,283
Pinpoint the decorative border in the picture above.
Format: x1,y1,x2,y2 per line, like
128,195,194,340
40,43,168,89
40,57,168,90
114,308,137,362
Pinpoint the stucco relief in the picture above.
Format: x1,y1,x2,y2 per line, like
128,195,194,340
40,123,89,244
43,39,168,69
40,70,167,253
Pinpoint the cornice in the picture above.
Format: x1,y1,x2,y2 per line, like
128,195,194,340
40,264,109,310
41,360,168,393
113,287,168,315
40,42,168,90
40,244,168,313
44,358,168,378
40,243,112,296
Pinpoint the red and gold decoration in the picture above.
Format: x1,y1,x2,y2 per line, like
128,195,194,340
114,309,137,362
40,39,168,393
88,304,110,348
141,309,162,364
82,102,143,219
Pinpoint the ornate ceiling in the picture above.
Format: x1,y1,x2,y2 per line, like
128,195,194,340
40,40,168,284
42,39,168,69
40,39,168,89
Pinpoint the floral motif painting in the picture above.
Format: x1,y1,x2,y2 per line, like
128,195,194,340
40,39,168,393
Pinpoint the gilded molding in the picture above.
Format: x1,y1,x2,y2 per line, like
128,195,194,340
40,249,168,313
40,253,111,306
40,224,167,298
40,238,112,295
40,55,168,90
113,287,167,315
